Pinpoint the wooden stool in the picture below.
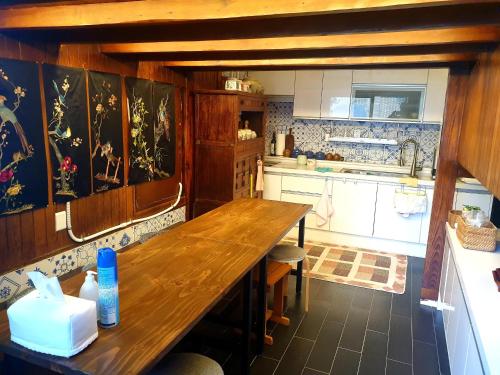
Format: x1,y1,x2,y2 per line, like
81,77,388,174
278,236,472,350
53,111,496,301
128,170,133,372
148,353,224,375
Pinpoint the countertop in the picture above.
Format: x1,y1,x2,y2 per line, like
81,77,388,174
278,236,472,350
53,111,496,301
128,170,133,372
264,156,489,191
446,224,500,375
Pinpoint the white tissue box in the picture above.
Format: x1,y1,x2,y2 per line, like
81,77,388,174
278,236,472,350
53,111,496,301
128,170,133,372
7,290,98,357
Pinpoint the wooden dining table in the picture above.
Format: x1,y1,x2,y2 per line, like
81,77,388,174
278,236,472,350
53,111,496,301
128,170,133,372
0,198,311,375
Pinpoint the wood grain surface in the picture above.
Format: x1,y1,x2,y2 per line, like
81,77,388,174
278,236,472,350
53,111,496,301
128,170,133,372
0,198,311,375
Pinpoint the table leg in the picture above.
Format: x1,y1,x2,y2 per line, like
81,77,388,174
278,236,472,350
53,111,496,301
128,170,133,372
296,217,305,294
242,270,252,375
256,256,267,355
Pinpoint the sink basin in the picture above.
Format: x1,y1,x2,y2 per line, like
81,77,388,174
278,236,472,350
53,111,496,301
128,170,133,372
340,168,410,178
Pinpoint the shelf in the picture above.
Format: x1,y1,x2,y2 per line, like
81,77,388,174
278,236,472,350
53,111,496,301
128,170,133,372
326,136,398,146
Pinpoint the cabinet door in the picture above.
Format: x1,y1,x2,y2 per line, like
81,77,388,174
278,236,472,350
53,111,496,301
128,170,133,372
248,71,295,96
419,188,434,244
352,69,428,84
281,193,331,230
320,70,352,118
373,184,423,243
263,174,282,201
330,179,377,236
465,328,484,375
423,68,448,123
293,70,323,118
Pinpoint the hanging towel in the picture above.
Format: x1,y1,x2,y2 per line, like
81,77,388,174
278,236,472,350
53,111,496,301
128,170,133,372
393,189,427,217
316,180,333,227
255,159,264,192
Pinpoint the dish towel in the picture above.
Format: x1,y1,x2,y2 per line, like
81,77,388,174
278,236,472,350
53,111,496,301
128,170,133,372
255,159,264,192
316,181,333,227
393,189,427,217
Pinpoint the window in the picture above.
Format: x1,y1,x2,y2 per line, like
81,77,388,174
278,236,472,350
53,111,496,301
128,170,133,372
350,84,426,121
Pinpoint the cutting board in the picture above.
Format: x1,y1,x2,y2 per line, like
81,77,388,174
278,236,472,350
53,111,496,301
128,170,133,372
285,128,294,152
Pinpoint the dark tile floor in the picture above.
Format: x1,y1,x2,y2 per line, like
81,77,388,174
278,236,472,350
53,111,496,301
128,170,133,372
214,256,450,375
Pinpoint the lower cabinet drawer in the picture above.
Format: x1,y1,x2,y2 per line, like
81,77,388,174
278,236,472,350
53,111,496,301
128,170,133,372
282,176,330,195
281,193,330,230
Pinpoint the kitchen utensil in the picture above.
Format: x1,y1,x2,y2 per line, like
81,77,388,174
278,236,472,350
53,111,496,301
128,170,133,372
276,133,286,156
285,128,294,152
297,155,307,166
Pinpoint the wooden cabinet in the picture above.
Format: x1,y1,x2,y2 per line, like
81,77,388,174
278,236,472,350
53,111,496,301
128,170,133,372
193,90,266,217
330,179,377,236
373,184,423,243
320,70,352,119
293,70,323,118
423,68,449,123
247,71,295,96
352,69,429,84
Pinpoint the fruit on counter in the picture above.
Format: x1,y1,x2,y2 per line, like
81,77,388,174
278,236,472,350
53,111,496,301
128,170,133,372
315,151,325,160
283,148,292,157
325,153,334,160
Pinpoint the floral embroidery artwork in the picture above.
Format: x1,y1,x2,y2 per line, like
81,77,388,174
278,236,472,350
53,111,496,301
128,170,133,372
0,59,48,216
88,71,123,193
153,82,176,179
43,64,90,202
125,77,154,185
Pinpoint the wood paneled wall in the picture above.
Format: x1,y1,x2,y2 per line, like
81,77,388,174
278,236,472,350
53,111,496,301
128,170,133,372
0,35,188,274
458,46,500,199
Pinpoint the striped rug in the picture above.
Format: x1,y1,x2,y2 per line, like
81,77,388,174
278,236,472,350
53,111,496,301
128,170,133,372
282,239,407,294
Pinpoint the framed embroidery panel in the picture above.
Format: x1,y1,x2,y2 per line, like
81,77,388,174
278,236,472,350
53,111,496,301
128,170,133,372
125,77,154,185
88,71,124,193
153,82,176,180
43,64,91,203
0,58,48,216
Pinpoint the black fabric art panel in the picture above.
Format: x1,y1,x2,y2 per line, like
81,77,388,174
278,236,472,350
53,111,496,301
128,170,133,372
125,77,154,185
43,64,91,203
153,82,176,179
88,71,124,193
0,58,48,216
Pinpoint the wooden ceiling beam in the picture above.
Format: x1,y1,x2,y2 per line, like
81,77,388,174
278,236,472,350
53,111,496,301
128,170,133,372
100,26,500,55
160,53,478,68
0,0,496,30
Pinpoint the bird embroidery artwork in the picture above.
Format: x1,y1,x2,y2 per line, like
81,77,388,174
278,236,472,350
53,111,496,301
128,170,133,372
153,82,176,180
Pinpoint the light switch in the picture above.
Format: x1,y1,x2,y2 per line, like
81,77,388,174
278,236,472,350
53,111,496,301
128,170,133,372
55,211,67,232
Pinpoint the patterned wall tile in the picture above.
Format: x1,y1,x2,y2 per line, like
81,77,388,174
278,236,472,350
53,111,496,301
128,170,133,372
266,102,441,167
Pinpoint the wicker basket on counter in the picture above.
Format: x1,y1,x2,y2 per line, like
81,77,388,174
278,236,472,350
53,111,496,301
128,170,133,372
456,215,497,252
448,210,462,229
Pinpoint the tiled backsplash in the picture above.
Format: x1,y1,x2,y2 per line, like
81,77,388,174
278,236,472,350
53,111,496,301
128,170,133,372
0,206,185,305
265,102,441,167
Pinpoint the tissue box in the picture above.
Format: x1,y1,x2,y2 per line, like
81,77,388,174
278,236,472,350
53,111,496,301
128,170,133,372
7,291,98,357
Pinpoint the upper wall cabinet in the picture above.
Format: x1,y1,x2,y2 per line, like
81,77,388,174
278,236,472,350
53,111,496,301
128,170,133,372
321,70,352,119
352,69,429,84
293,70,324,118
248,70,296,96
423,68,449,123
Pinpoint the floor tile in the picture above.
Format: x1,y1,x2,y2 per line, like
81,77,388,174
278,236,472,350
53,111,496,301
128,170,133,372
434,310,451,375
388,313,413,364
306,320,343,373
386,359,412,375
250,356,278,375
302,368,328,375
339,306,370,352
330,348,360,375
274,337,314,375
351,287,374,310
367,291,392,334
412,304,436,344
413,340,440,375
295,300,329,340
391,290,412,317
263,307,304,360
357,330,388,375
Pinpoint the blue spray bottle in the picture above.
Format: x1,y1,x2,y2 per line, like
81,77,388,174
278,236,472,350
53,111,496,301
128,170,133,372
97,247,119,327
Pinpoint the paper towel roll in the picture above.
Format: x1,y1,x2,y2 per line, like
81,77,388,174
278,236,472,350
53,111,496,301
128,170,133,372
276,133,286,156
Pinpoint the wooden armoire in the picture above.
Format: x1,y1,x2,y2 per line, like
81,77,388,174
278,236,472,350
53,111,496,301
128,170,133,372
193,90,266,217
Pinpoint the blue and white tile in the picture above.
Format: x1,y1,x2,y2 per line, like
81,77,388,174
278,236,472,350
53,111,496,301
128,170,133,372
0,275,22,303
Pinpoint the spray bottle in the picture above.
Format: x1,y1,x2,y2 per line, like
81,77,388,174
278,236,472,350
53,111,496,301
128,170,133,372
97,247,119,327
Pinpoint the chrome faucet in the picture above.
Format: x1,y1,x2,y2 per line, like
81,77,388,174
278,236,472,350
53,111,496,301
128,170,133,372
399,138,419,178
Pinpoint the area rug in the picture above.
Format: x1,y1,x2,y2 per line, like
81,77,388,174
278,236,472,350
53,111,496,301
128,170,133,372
281,239,407,294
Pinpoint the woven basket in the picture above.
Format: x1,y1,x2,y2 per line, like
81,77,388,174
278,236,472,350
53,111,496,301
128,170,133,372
456,215,497,252
448,210,462,229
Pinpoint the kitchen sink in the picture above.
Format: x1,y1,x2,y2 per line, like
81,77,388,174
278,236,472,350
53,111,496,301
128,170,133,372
340,168,410,178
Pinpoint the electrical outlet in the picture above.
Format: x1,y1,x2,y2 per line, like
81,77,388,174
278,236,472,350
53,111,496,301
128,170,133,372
55,211,67,232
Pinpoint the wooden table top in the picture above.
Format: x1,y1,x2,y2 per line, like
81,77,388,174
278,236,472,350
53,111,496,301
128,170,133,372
0,199,311,375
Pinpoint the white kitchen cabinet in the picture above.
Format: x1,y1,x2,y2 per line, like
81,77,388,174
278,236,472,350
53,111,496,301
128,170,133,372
281,192,331,231
282,175,330,195
320,70,352,119
352,69,428,84
423,68,448,123
293,70,323,118
330,179,377,237
263,173,282,201
373,184,423,243
247,70,295,96
465,328,484,375
419,188,434,244
454,190,493,216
